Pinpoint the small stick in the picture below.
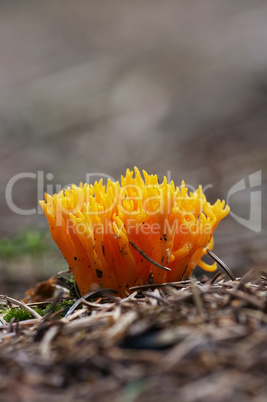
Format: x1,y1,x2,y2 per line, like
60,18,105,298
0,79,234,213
129,241,171,272
206,249,236,281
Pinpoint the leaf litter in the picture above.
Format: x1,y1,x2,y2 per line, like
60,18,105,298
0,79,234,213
0,269,266,402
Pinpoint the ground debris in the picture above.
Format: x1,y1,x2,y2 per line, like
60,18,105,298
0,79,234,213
0,270,266,401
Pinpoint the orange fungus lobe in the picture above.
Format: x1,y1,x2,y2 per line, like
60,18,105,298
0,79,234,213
39,167,230,297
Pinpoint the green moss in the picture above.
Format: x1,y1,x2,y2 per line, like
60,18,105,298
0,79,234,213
44,299,75,318
4,307,32,322
33,299,76,319
34,306,46,317
3,299,76,322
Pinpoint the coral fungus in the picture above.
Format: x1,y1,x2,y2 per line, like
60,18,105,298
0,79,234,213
40,167,229,297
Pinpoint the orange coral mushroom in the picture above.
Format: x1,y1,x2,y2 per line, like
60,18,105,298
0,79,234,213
40,167,229,297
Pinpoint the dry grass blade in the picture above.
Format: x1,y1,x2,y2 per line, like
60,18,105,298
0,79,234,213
40,326,60,359
143,291,169,305
129,280,191,292
206,249,236,280
210,271,223,285
42,291,64,322
191,277,206,320
0,295,42,319
64,288,118,318
129,241,171,271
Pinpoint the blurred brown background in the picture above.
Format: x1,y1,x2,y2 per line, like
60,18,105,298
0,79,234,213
0,0,266,296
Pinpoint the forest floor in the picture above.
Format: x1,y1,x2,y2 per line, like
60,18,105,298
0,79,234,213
0,268,266,402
